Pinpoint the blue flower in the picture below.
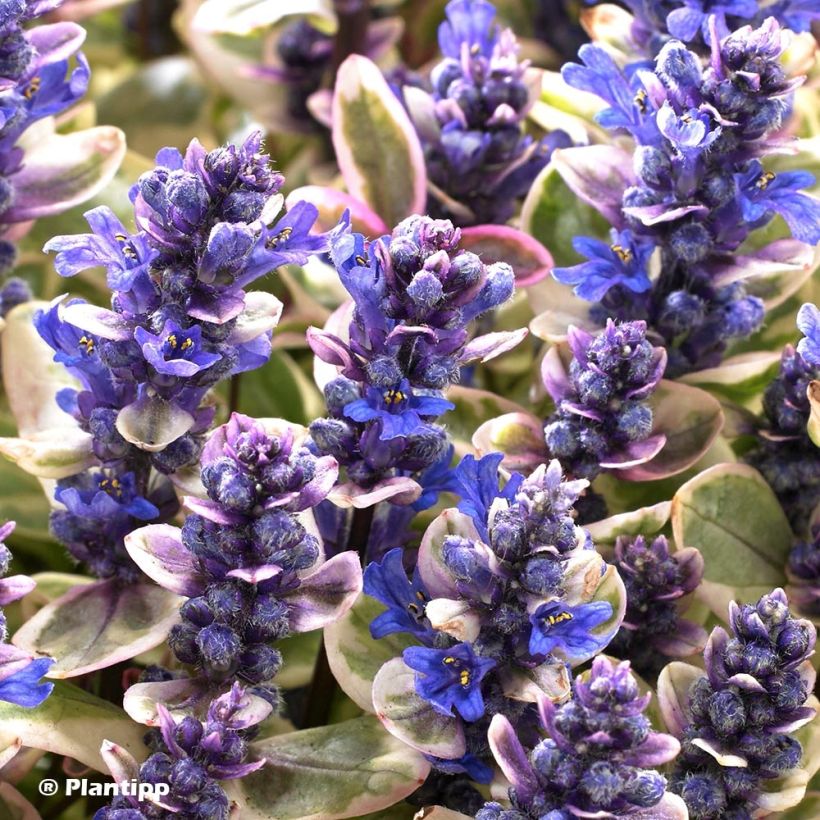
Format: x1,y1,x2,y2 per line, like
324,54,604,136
403,642,496,722
797,303,820,368
0,656,54,707
452,452,523,540
425,752,494,784
363,548,435,641
134,320,221,378
665,0,757,42
412,444,461,512
343,380,454,440
528,601,613,658
736,164,820,246
55,471,159,522
553,230,655,302
657,102,720,155
437,0,498,60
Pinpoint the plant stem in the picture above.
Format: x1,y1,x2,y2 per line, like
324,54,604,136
228,374,242,415
331,0,371,73
301,504,375,728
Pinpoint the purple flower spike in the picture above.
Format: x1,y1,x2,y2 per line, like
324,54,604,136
669,588,817,818
479,657,679,817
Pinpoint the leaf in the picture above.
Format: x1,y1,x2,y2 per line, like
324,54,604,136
472,410,548,473
372,658,466,758
656,661,706,738
671,463,792,597
521,159,611,269
192,0,335,36
325,593,419,713
678,351,782,410
0,427,95,479
0,783,39,820
116,394,195,452
332,55,426,228
808,381,820,448
585,502,672,546
13,579,182,678
616,380,724,481
276,630,322,689
458,225,553,287
286,186,389,237
0,681,147,773
1,302,79,437
5,125,126,221
227,714,430,820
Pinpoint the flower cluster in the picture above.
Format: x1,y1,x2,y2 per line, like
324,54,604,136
124,413,360,704
608,534,707,677
0,521,53,707
35,134,324,579
478,657,681,818
746,302,820,531
617,0,820,53
308,213,518,518
543,320,667,481
366,455,621,777
404,0,569,225
95,683,268,820
557,18,820,373
669,589,816,819
1,0,89,276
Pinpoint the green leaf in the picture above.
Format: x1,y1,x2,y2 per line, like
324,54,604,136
332,55,426,228
238,349,325,427
585,502,672,547
13,579,182,678
671,463,792,613
0,783,38,820
325,593,418,713
0,681,147,773
521,160,610,268
227,714,430,820
276,630,322,690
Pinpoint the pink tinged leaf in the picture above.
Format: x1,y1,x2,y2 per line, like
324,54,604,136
285,187,389,237
60,302,132,340
100,740,140,791
458,329,528,364
328,477,422,508
425,598,481,643
674,546,705,593
4,126,126,222
599,433,667,469
123,677,207,726
116,395,195,453
459,225,554,286
182,496,244,525
540,344,571,401
12,579,182,678
623,203,709,226
622,733,681,767
656,662,707,738
691,738,748,767
227,565,283,584
550,145,635,228
305,88,333,129
472,412,548,473
404,86,441,142
417,509,480,599
27,22,87,66
653,619,708,657
0,782,42,820
332,55,426,227
0,575,36,606
226,292,283,344
0,427,95,479
286,552,363,632
487,714,539,803
499,663,572,705
124,525,205,597
372,658,466,758
614,380,724,480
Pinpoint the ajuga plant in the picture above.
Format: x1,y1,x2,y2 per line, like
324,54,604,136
747,303,820,532
0,0,819,818
661,589,817,819
354,454,626,784
545,14,820,374
31,133,324,580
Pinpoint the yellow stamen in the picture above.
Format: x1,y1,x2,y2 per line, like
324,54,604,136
78,335,94,354
443,656,456,664
23,77,41,99
756,171,776,190
634,89,648,113
383,389,406,406
166,334,178,349
611,244,633,264
459,669,471,687
266,226,293,249
355,254,368,266
180,337,193,351
546,612,574,627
